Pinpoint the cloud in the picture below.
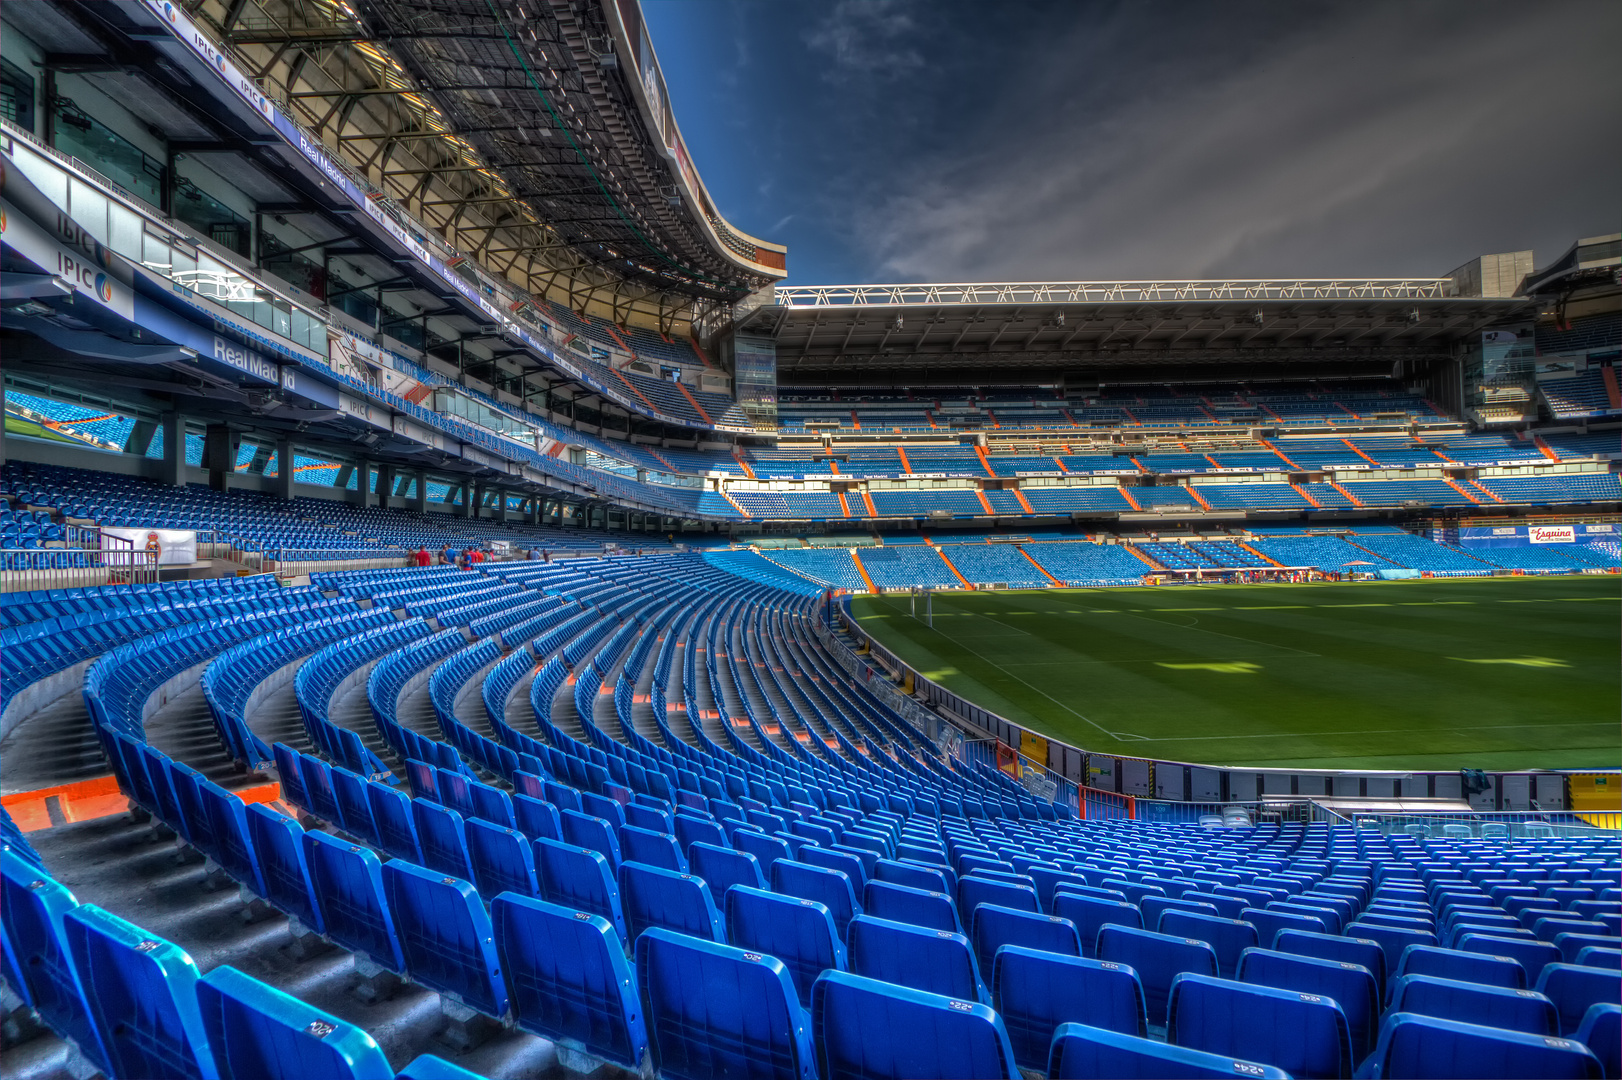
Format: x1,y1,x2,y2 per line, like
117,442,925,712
833,0,1621,282
804,0,924,81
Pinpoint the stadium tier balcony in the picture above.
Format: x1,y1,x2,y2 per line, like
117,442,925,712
1480,473,1622,505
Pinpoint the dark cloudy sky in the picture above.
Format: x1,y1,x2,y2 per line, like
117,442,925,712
640,0,1621,286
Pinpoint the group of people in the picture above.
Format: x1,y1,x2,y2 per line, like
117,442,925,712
409,544,554,568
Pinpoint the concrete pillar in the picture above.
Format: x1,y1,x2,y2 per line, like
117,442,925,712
459,483,475,518
527,497,540,525
471,483,486,519
412,471,428,514
203,423,238,492
274,438,295,500
124,418,157,458
159,412,186,486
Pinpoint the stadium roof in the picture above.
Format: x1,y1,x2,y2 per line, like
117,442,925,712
747,279,1533,378
193,0,783,323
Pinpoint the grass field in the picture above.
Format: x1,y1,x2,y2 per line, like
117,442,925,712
853,576,1621,771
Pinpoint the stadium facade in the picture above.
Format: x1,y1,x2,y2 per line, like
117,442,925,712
1,4,1618,1080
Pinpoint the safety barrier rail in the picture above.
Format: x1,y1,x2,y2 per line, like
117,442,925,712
0,539,156,592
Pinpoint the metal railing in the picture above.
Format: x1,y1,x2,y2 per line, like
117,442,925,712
774,278,1459,307
1350,809,1611,839
0,540,156,593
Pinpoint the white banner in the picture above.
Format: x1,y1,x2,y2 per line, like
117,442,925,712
1529,525,1575,544
101,527,196,565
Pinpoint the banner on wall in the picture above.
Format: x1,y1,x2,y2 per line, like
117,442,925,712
101,527,196,565
1529,525,1576,544
1459,523,1613,547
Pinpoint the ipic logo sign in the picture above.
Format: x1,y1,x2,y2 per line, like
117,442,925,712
51,214,115,301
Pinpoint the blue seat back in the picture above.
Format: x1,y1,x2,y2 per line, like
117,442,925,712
811,970,1019,1080
873,858,951,894
410,799,473,881
1391,973,1558,1036
1168,971,1351,1080
1053,893,1142,959
1237,947,1379,1057
1350,920,1439,972
619,826,688,874
299,756,341,823
197,965,391,1080
303,831,403,970
673,813,726,855
1397,944,1526,989
959,876,1039,919
1575,1003,1620,1079
1537,963,1622,1037
512,794,561,842
491,894,647,1070
62,905,215,1080
532,837,625,940
992,945,1146,1071
560,810,621,871
846,914,986,1004
1048,1022,1290,1079
465,817,539,899
635,926,814,1080
733,828,792,873
971,903,1080,973
1245,906,1327,949
862,879,960,933
245,804,322,934
381,861,508,1018
1096,924,1219,1026
1275,929,1388,996
365,781,422,863
201,781,265,897
619,863,725,945
1159,911,1257,978
725,886,845,1007
0,853,109,1072
329,768,379,848
688,842,765,906
773,860,861,943
1364,1012,1602,1080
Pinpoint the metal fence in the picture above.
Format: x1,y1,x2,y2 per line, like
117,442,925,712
0,536,157,593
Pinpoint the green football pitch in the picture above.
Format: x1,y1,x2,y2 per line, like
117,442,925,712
852,576,1621,771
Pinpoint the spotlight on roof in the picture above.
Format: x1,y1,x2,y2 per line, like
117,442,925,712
1251,309,1264,326
1407,309,1422,324
891,314,904,331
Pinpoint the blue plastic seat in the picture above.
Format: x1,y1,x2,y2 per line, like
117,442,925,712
491,894,647,1070
303,831,403,970
635,926,814,1080
873,857,952,894
410,799,474,881
245,804,322,934
773,860,862,943
197,964,391,1080
62,905,217,1080
619,826,688,874
1053,893,1142,959
1047,1021,1289,1079
959,875,1040,920
674,812,727,855
619,863,725,945
687,841,765,905
1246,906,1328,948
1142,895,1219,930
561,810,622,872
1276,929,1389,1001
1574,1003,1619,1079
512,794,562,842
812,969,1019,1080
625,802,674,835
971,903,1080,973
1348,920,1438,975
1396,943,1526,989
532,837,626,940
1390,973,1558,1035
1168,971,1351,1080
0,853,109,1073
993,945,1146,1071
733,829,793,873
1159,911,1257,978
862,879,961,933
800,845,868,892
847,913,987,1003
1362,1012,1603,1079
1238,947,1379,1058
199,780,266,897
469,782,516,831
299,755,342,824
726,885,846,1006
366,781,423,863
1096,924,1219,1028
330,768,380,848
1458,931,1562,986
381,860,508,1018
1537,963,1622,1036
465,817,540,899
